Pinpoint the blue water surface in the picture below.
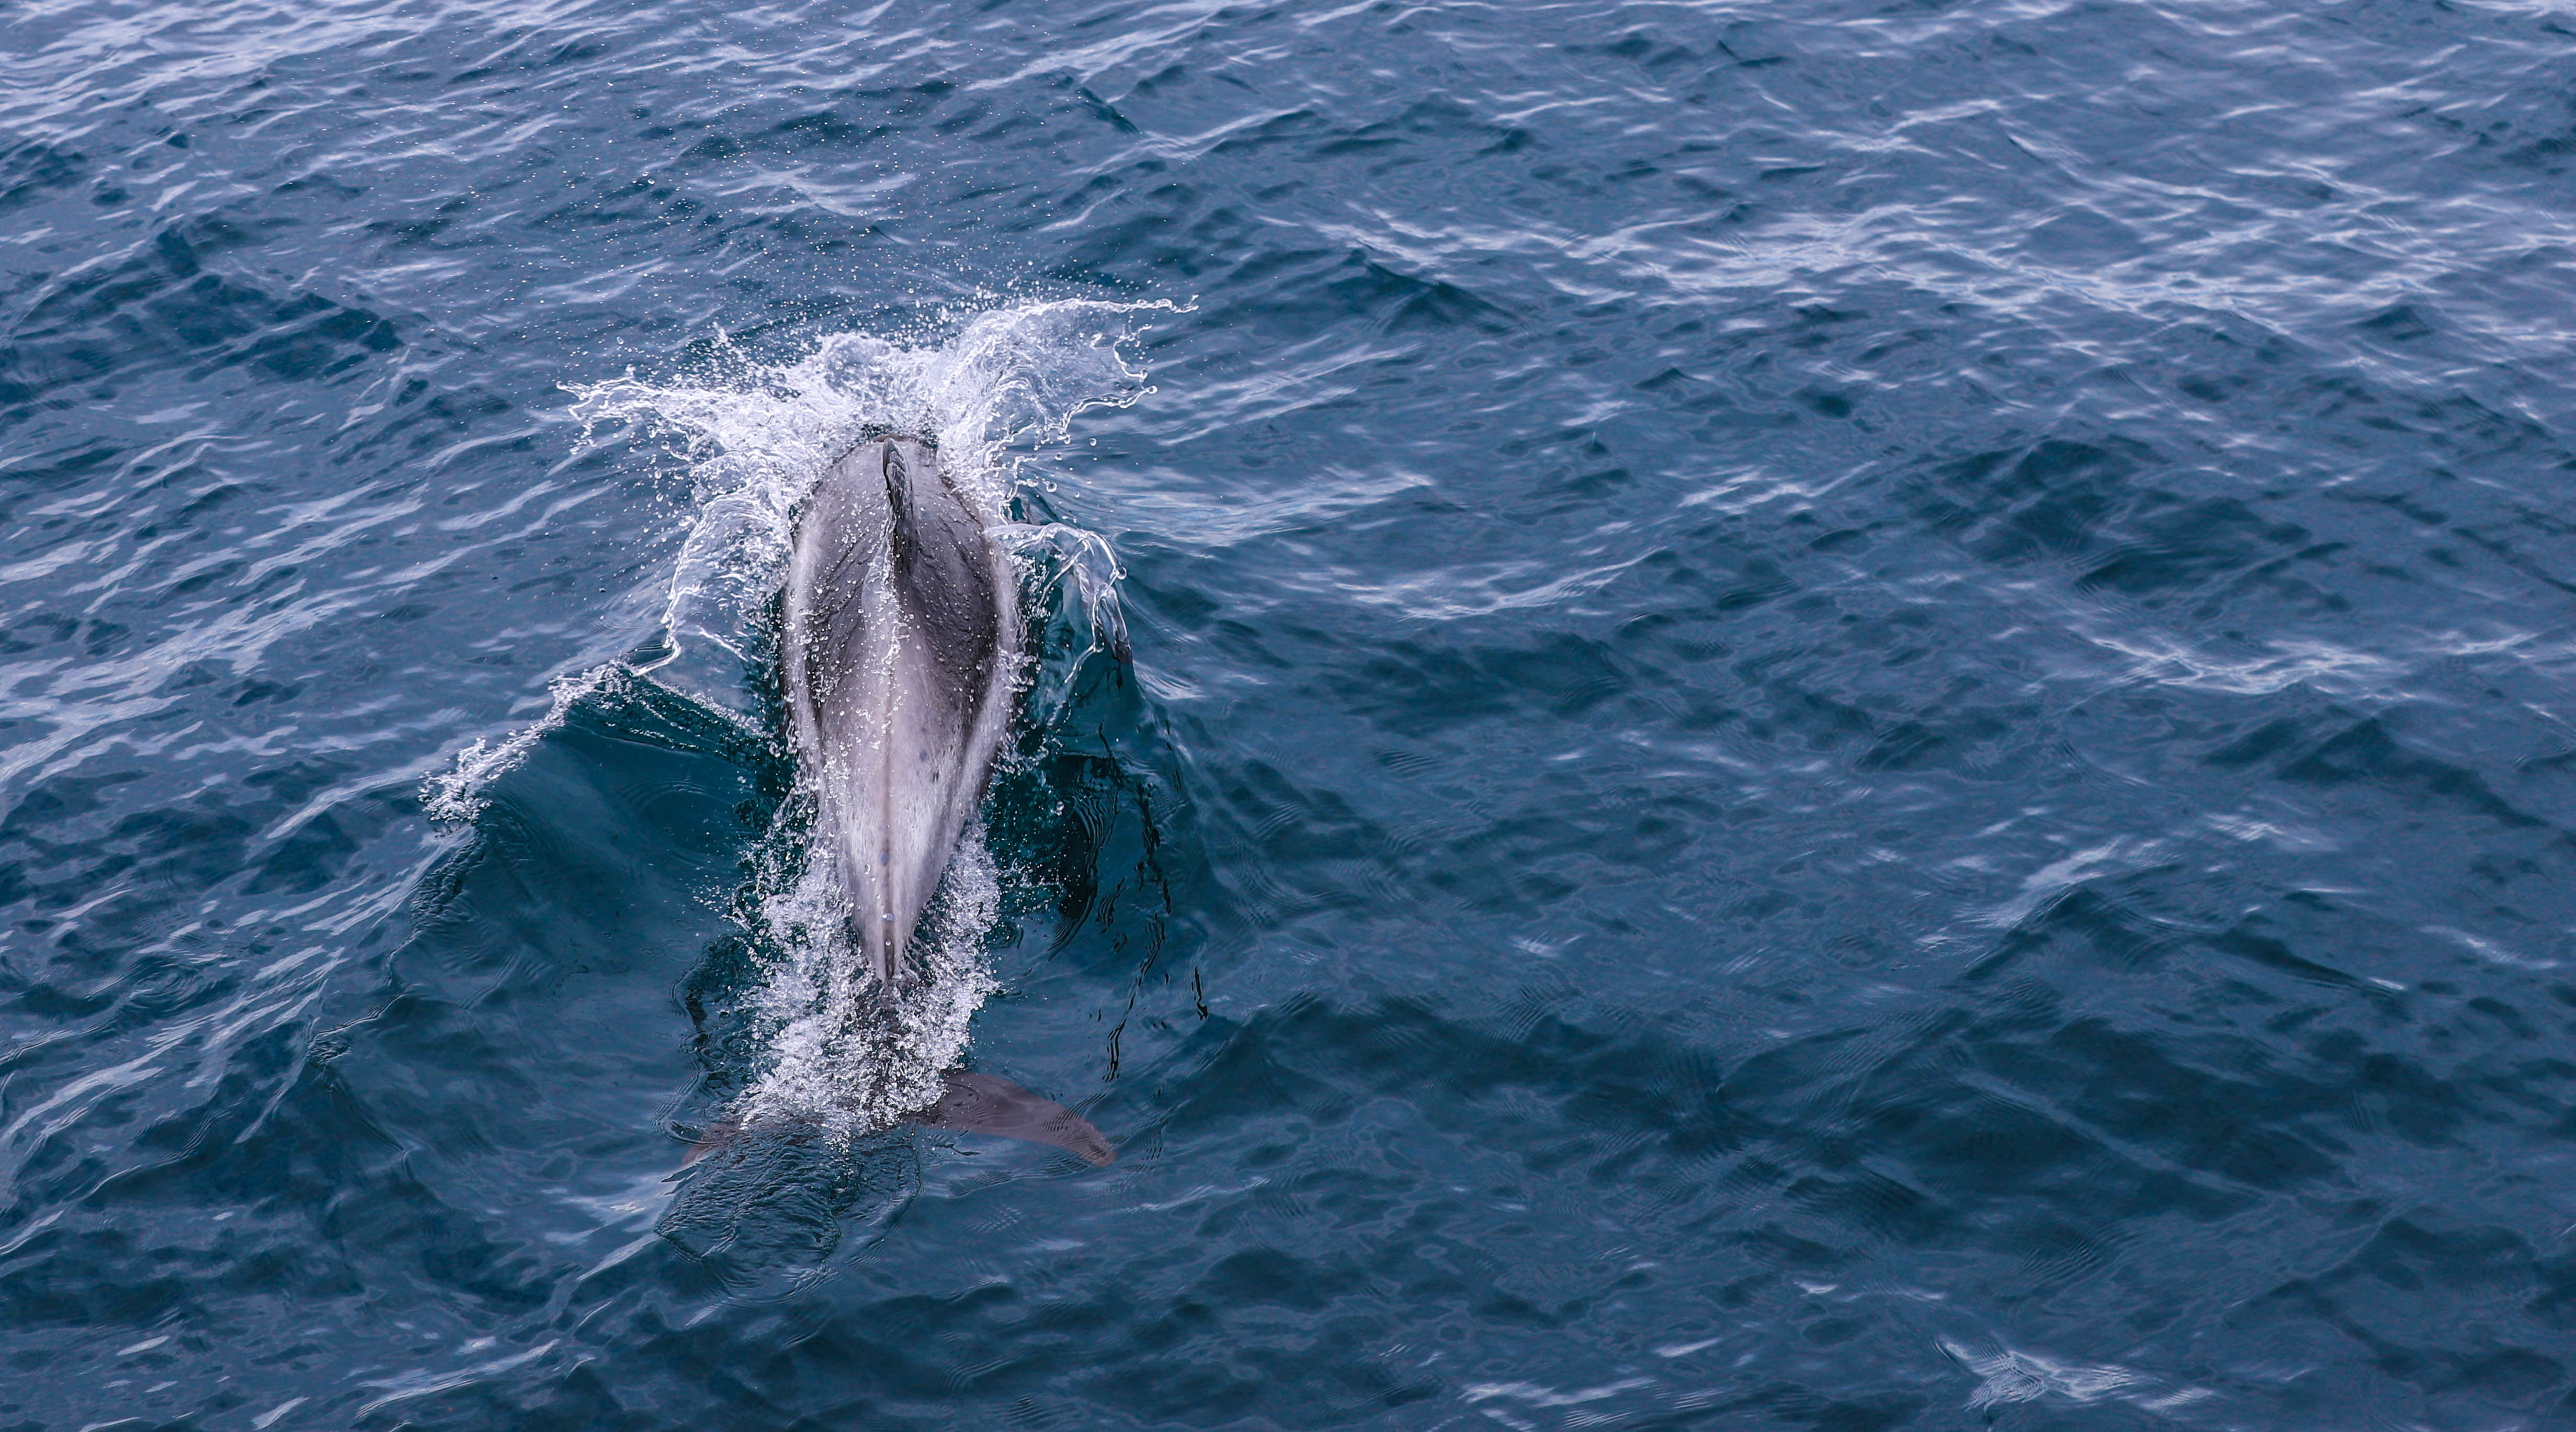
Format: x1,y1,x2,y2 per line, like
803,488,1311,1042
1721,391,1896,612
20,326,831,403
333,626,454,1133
7,0,2576,1427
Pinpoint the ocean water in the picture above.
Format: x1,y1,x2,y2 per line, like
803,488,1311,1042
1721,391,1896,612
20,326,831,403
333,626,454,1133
6,0,2576,1426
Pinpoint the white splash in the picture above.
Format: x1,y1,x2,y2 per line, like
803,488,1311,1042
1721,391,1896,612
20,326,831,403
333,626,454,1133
735,824,1003,1131
565,298,1173,717
420,663,629,825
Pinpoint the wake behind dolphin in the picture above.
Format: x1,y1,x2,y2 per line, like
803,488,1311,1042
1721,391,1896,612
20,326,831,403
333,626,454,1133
709,433,1112,1166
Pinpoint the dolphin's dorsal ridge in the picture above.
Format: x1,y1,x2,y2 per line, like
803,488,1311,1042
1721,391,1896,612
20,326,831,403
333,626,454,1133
882,442,914,548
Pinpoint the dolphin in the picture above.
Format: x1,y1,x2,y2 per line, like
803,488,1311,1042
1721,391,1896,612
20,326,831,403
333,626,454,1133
729,433,1113,1166
782,432,1020,990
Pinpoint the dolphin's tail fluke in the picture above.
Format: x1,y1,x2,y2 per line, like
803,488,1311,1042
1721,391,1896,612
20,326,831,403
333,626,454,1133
912,1070,1116,1165
683,1069,1114,1168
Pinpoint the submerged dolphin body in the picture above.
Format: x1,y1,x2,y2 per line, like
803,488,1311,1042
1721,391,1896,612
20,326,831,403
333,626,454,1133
751,434,1110,1166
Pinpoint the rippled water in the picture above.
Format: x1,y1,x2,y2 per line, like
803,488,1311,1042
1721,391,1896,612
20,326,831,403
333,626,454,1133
8,0,2576,1426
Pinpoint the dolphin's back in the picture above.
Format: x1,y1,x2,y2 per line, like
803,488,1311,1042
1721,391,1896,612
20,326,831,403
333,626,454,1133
782,436,1020,986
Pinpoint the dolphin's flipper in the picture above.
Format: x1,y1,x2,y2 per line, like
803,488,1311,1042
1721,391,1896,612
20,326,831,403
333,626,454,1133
911,1070,1116,1166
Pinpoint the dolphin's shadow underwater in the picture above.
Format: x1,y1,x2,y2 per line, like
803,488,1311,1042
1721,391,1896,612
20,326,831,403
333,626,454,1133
679,434,1116,1178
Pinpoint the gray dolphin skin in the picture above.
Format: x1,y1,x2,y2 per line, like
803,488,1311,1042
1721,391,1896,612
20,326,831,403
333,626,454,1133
767,433,1113,1166
783,433,1021,989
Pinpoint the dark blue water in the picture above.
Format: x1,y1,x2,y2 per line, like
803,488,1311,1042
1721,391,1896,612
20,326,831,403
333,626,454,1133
8,0,2576,1426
